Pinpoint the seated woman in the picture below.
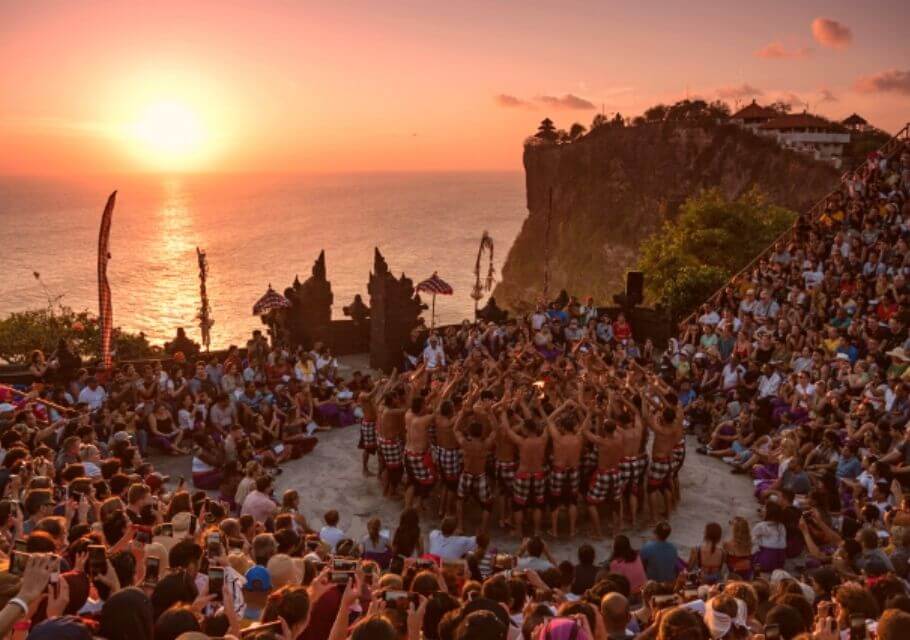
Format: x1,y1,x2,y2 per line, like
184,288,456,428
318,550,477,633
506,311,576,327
315,384,357,428
688,522,725,584
147,401,189,455
723,517,754,580
191,431,225,490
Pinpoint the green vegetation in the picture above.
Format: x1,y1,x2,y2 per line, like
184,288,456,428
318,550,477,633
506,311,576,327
0,305,156,365
638,188,797,317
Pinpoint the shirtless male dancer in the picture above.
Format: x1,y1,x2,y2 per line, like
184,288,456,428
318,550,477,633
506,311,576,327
453,420,498,534
378,389,406,498
502,416,550,537
642,380,684,523
584,415,625,539
492,405,519,530
434,400,463,517
546,400,587,539
615,391,648,528
358,383,381,475
403,394,437,511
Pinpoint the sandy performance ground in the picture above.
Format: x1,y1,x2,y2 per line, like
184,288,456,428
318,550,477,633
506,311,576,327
155,418,759,562
154,354,761,561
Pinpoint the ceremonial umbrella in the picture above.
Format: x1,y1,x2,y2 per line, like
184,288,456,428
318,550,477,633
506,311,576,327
253,285,291,316
416,272,453,329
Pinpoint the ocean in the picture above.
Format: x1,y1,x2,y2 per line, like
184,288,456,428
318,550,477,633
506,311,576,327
0,172,526,349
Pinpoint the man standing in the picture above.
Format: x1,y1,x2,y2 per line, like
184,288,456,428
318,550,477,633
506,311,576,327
422,334,446,371
616,393,647,528
454,420,498,534
502,417,549,537
357,383,381,475
584,417,625,539
643,384,684,523
546,400,586,539
403,395,437,511
378,391,406,498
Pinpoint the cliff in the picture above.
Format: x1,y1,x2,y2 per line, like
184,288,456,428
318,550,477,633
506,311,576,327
494,122,839,309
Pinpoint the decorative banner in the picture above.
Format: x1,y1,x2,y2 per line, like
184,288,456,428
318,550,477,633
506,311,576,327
196,247,213,351
97,191,116,369
472,230,495,305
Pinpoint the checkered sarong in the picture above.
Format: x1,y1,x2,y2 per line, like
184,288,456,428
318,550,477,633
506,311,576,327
404,449,437,486
581,446,598,475
586,469,622,505
495,460,516,495
648,455,673,490
671,438,686,475
458,472,492,506
378,436,403,469
620,454,649,494
548,466,580,502
436,446,463,483
358,421,377,452
512,470,547,506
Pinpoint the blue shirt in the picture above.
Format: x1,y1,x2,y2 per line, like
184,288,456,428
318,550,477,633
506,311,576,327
836,456,862,480
640,540,679,583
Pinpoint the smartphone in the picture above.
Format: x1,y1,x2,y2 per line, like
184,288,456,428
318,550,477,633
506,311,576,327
850,616,866,639
88,545,107,575
305,539,320,552
188,515,197,535
207,533,222,558
208,566,224,602
383,590,417,609
272,443,285,455
158,523,174,537
653,594,678,608
493,554,512,569
134,526,151,545
363,563,375,585
331,557,357,584
8,550,28,576
144,557,160,585
415,558,435,570
241,621,283,639
13,539,27,553
765,623,780,640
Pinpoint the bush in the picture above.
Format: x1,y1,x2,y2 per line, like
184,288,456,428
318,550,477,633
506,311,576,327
638,188,796,318
0,306,156,365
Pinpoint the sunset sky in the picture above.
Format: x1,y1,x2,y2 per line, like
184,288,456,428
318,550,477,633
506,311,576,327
1,0,907,175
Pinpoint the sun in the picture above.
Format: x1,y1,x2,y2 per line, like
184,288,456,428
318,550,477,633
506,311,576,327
130,100,210,170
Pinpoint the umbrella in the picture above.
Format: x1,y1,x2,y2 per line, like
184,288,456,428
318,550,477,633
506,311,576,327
416,272,453,328
253,285,291,316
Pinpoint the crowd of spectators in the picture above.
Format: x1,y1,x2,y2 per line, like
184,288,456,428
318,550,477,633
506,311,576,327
0,134,906,640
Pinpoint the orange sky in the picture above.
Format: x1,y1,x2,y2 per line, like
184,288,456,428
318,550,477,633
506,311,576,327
1,1,907,175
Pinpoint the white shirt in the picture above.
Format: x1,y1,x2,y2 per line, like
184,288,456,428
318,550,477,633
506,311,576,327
428,530,476,561
78,385,106,410
530,312,548,331
422,343,446,370
751,521,787,551
319,526,346,551
758,373,782,398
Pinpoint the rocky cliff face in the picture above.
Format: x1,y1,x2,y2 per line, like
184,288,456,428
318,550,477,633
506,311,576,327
494,123,839,309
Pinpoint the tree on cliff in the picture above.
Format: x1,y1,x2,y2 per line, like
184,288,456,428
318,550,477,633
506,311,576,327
569,122,587,141
638,188,796,317
536,118,557,141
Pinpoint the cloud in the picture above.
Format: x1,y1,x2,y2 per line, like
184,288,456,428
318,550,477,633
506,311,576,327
811,18,852,49
494,94,530,108
716,83,764,100
754,42,813,59
536,94,596,110
853,69,910,95
817,88,838,103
